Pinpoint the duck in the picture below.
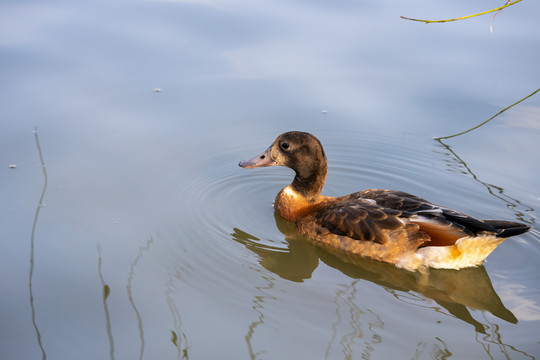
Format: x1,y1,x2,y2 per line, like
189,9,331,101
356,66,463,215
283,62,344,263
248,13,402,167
239,131,531,271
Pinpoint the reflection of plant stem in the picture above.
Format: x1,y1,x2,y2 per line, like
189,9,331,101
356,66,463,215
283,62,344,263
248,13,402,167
475,312,535,359
166,270,190,360
325,281,383,359
435,139,535,224
245,271,274,360
401,0,523,24
29,127,47,360
127,237,154,360
97,244,115,360
338,282,361,358
434,87,540,140
325,285,344,359
432,338,451,359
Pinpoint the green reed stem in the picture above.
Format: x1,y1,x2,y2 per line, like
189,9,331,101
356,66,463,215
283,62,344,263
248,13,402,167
401,0,522,24
434,87,540,140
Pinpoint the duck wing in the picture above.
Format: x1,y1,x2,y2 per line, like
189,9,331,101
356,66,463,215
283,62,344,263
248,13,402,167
314,189,529,248
350,189,529,245
314,197,427,245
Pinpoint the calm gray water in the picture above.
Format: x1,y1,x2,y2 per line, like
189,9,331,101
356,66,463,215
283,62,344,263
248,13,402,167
1,0,540,359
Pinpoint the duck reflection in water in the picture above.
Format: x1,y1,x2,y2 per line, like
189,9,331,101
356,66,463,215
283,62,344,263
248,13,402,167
231,213,517,333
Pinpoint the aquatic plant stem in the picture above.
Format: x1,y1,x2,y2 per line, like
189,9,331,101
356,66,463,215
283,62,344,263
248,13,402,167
97,244,115,360
401,0,522,24
30,127,48,360
434,139,534,224
434,87,540,140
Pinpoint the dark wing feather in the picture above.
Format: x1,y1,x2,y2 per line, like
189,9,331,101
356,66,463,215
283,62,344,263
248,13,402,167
314,198,404,244
351,189,501,235
316,189,529,249
350,189,440,214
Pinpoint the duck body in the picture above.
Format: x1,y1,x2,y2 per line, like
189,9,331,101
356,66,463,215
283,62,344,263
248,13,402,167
239,131,530,271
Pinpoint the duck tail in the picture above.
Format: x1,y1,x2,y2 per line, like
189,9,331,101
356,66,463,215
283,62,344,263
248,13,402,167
482,220,531,238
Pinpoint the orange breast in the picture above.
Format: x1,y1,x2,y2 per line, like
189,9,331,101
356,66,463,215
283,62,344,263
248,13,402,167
274,186,332,222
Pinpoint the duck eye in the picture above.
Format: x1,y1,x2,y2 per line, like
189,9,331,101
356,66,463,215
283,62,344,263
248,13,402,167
280,142,289,150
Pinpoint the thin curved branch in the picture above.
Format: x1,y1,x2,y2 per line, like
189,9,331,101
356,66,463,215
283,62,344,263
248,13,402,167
434,87,540,140
400,0,522,24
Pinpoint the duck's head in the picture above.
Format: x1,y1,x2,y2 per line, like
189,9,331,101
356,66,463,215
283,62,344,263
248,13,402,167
239,131,328,199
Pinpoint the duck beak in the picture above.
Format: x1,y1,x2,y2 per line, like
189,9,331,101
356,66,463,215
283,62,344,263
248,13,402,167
239,147,277,169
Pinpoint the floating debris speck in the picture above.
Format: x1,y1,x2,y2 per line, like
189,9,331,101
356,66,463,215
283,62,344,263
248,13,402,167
9,164,16,169
154,88,162,93
321,110,328,114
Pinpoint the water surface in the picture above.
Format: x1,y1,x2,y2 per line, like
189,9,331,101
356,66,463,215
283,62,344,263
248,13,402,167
1,0,539,359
